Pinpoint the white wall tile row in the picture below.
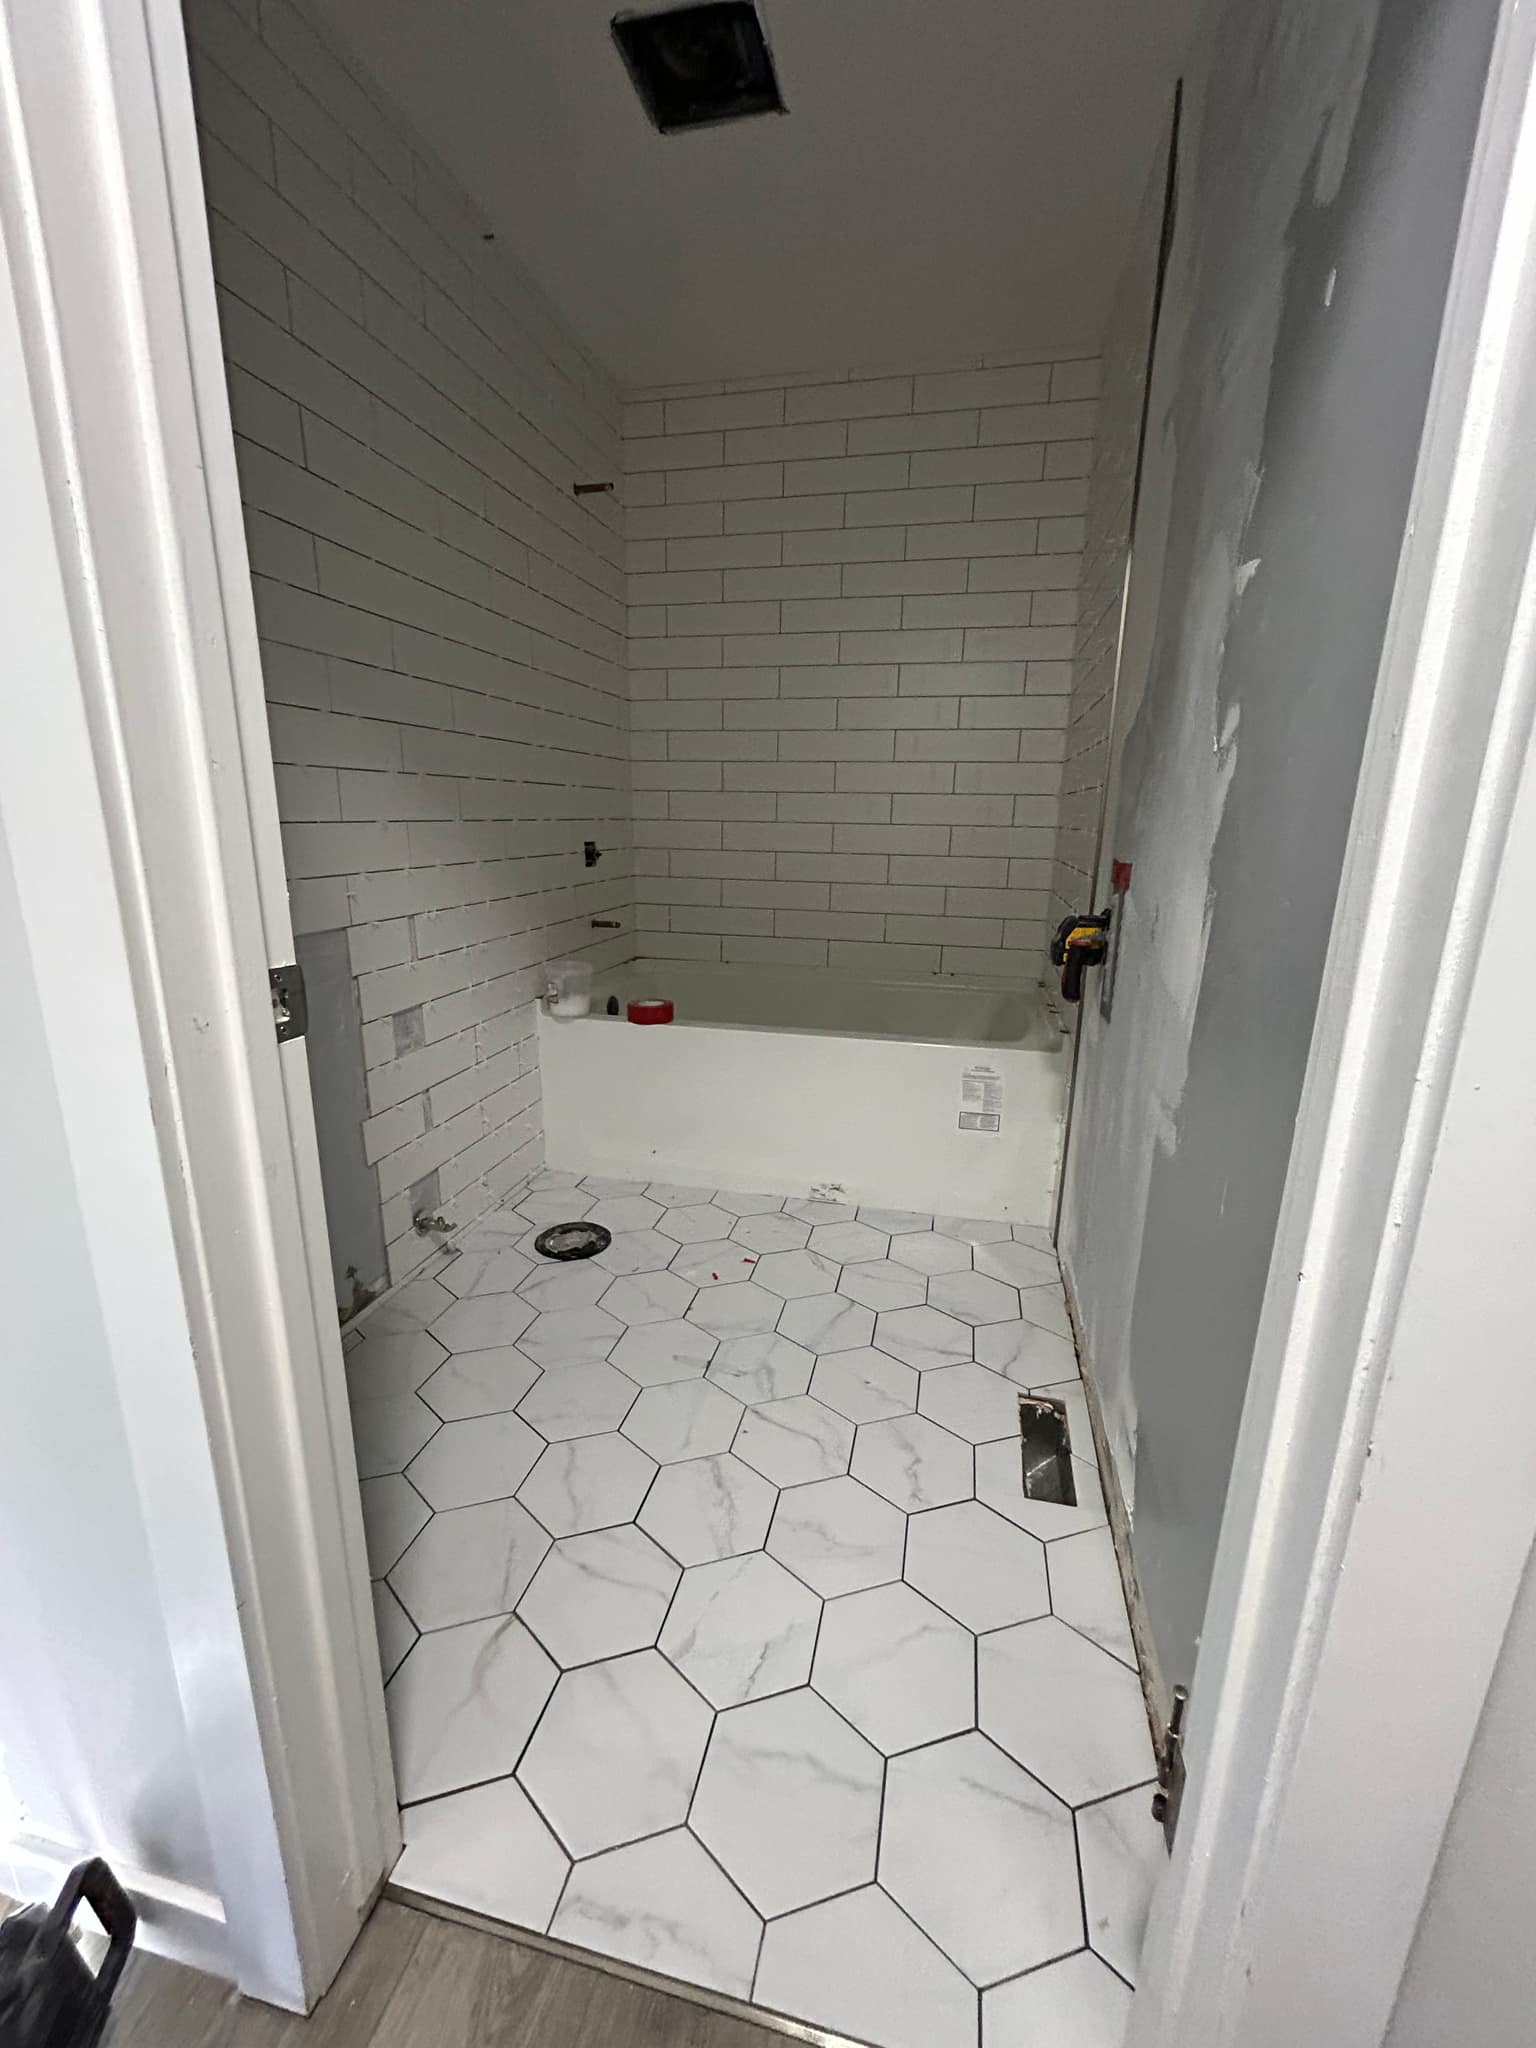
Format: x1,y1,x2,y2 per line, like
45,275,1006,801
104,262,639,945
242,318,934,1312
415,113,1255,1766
624,360,1099,980
187,0,633,1291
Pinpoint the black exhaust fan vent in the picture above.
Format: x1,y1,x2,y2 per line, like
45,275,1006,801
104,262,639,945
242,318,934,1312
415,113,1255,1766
613,3,785,134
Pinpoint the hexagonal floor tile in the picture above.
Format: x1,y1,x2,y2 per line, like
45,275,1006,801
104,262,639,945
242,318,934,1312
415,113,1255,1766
752,1248,842,1299
350,1392,438,1479
622,1379,744,1462
808,1220,889,1264
515,1190,593,1229
812,1582,974,1754
978,1616,1153,1805
388,1495,551,1631
974,1437,1106,1541
518,1306,623,1369
417,1345,540,1421
440,1244,534,1300
735,1395,853,1486
637,1453,777,1565
887,1229,974,1276
927,1269,1020,1328
659,1551,820,1707
611,1318,717,1386
975,1316,1079,1386
767,1474,907,1597
657,1202,739,1244
406,1411,544,1509
852,1413,973,1512
691,1688,882,1915
516,1263,612,1315
808,1345,918,1424
386,1614,556,1802
881,1731,1080,1987
670,1240,763,1288
551,1829,761,2000
584,1194,663,1234
517,1360,638,1441
712,1187,786,1216
686,1281,783,1339
755,1886,975,2048
934,1214,1013,1246
517,1525,679,1666
1018,1286,1074,1340
597,1269,696,1326
904,1500,1049,1633
918,1362,1022,1444
706,1330,814,1404
592,1227,679,1276
873,1305,972,1370
1077,1781,1166,1983
730,1211,811,1254
578,1176,648,1197
777,1293,874,1354
429,1292,536,1355
360,1473,430,1576
372,1581,416,1681
518,1649,712,1857
783,1197,857,1225
643,1181,717,1207
838,1259,929,1312
393,1776,568,1936
972,1238,1059,1290
982,1950,1132,2047
344,1323,447,1405
1046,1528,1136,1666
517,1434,658,1537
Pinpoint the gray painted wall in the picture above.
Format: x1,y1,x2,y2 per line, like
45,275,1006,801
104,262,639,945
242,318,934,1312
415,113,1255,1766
1060,0,1499,1691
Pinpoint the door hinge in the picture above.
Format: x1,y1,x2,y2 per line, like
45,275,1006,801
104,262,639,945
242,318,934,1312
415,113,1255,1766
1151,1683,1189,1849
269,962,308,1043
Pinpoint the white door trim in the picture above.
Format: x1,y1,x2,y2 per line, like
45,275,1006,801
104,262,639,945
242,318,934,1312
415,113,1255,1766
0,0,396,2008
1132,1,1536,2039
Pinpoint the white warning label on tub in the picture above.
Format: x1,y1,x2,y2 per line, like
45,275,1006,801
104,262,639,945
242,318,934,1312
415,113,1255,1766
959,1064,1004,1133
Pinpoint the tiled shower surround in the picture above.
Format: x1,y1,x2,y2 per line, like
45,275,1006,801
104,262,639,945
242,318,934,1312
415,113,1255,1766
352,1172,1161,2048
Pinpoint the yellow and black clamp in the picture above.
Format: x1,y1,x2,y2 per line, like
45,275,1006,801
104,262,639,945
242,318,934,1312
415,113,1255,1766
1050,910,1112,1005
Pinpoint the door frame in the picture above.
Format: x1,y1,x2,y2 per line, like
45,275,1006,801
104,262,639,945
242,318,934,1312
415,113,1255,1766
4,0,1535,2034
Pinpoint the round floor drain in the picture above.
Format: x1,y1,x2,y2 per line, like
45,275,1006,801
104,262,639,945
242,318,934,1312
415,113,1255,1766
533,1220,612,1261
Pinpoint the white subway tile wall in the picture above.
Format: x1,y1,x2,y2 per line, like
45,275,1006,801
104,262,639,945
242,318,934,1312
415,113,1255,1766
624,361,1099,979
186,0,632,1291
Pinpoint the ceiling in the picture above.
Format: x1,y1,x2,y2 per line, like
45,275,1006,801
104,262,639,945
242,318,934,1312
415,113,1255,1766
310,0,1199,390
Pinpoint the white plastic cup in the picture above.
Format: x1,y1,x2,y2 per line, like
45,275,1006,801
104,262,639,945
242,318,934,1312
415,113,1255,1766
545,957,593,1017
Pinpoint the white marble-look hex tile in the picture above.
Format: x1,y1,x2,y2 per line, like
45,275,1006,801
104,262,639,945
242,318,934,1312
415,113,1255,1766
518,1306,624,1369
982,1949,1131,2048
670,1240,764,1289
734,1395,853,1487
782,1197,857,1225
813,1581,974,1755
1017,1285,1074,1341
873,1305,973,1371
776,1293,874,1355
808,1220,889,1264
389,1496,551,1631
979,1617,1153,1806
1011,1223,1055,1252
1039,1378,1095,1460
730,1211,811,1254
856,1207,933,1233
585,1194,664,1235
623,1379,745,1463
517,1649,712,1858
644,1181,717,1207
579,1176,648,1198
659,1551,820,1707
515,1190,593,1229
686,1281,784,1339
904,1500,1050,1633
809,1346,919,1424
551,1829,761,2001
839,1259,929,1312
516,1360,638,1442
440,1244,534,1300
919,1362,1022,1444
517,1526,679,1667
350,1392,439,1479
712,1188,786,1216
345,1325,448,1405
417,1346,540,1422
393,1777,568,1934
598,1268,697,1327
386,1614,557,1802
592,1227,679,1276
429,1292,536,1355
882,1732,1081,1987
852,1413,974,1513
928,1269,1021,1328
1077,1784,1165,1984
360,1473,430,1577
971,1239,1060,1291
371,1580,417,1681
755,1886,976,2048
706,1331,814,1404
766,1474,907,1597
362,1273,458,1334
691,1688,882,1915
517,1434,658,1538
751,1248,842,1299
406,1411,543,1510
1050,1529,1136,1667
517,1263,613,1316
611,1318,717,1386
975,1316,1079,1386
639,1452,777,1565
974,1438,1107,1542
934,1214,1014,1247
658,1202,740,1244
887,1229,973,1276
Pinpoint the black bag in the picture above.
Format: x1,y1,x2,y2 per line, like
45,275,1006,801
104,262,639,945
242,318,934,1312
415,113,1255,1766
0,1861,136,2048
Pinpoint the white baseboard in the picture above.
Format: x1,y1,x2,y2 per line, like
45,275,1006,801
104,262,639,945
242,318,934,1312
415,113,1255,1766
1,1830,231,1984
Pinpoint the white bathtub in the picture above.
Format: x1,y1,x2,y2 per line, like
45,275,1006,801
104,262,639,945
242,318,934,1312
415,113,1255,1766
538,959,1069,1222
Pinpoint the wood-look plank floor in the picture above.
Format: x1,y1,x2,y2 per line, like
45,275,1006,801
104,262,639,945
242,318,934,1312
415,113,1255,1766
102,1901,786,2048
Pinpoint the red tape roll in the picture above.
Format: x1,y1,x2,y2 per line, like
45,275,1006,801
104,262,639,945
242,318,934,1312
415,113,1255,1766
627,997,674,1025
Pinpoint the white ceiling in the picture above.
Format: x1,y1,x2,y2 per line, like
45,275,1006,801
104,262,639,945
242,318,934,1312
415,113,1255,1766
310,0,1199,390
